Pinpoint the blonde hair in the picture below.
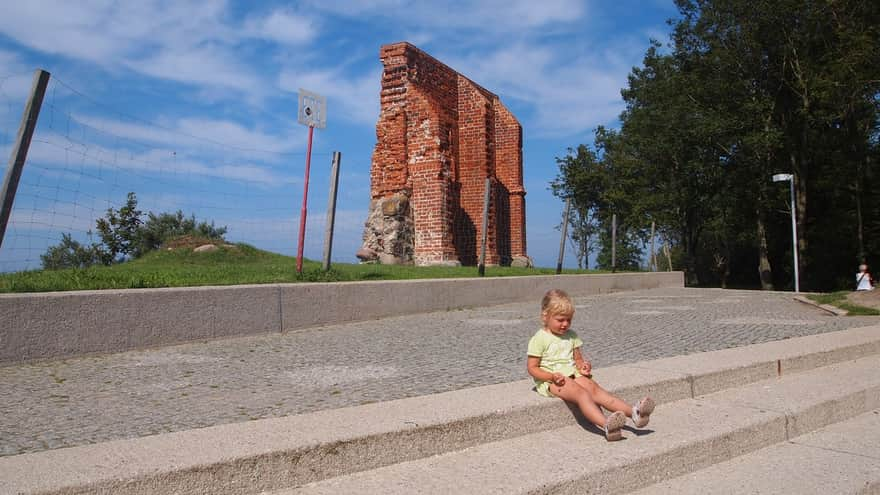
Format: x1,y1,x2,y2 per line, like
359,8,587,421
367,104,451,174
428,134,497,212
541,289,574,317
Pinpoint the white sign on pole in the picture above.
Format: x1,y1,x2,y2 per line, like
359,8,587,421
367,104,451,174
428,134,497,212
297,89,327,129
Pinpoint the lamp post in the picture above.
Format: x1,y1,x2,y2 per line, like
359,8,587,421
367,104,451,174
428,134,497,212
772,173,799,292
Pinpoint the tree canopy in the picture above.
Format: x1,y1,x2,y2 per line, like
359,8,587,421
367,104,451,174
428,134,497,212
554,0,880,290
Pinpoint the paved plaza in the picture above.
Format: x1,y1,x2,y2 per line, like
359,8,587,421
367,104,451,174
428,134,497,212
1,287,877,457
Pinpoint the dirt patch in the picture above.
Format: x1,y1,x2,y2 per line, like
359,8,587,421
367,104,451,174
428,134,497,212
846,289,880,310
163,235,232,251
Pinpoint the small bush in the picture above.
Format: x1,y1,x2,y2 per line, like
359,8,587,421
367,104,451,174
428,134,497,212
40,233,108,270
42,192,226,270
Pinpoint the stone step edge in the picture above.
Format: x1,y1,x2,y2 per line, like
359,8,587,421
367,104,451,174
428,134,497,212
629,409,880,494
793,294,850,316
282,355,880,495
3,324,880,495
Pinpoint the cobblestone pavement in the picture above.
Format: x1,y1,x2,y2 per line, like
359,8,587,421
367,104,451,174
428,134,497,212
1,287,877,457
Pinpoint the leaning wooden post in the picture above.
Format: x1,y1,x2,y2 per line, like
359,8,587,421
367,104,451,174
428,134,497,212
0,69,50,250
478,177,491,277
322,152,341,271
556,197,571,274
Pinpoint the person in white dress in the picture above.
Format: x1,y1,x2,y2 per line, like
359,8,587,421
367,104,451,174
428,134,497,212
856,264,873,291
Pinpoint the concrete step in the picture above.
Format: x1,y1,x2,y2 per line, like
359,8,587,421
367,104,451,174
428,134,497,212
631,409,880,494
276,354,880,495
2,325,879,495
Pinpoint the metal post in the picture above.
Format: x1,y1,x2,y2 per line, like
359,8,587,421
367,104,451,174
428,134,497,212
296,125,315,274
556,197,571,274
773,173,799,292
650,221,656,271
789,178,800,293
322,151,341,271
0,69,50,250
478,177,491,277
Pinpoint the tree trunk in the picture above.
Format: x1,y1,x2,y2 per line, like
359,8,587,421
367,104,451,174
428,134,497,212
790,149,807,288
684,234,699,286
756,210,774,290
856,155,865,263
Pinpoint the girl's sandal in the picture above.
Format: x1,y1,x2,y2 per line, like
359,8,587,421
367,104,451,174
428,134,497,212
632,397,655,428
604,411,627,441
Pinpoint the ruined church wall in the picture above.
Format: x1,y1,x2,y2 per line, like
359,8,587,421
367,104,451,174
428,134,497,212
455,76,497,265
494,104,526,260
364,42,526,266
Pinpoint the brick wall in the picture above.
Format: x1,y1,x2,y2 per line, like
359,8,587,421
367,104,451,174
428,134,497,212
362,42,526,266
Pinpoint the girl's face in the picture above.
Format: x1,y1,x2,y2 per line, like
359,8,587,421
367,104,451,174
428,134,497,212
542,311,573,336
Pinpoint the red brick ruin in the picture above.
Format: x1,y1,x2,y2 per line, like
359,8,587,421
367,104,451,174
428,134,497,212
360,42,528,266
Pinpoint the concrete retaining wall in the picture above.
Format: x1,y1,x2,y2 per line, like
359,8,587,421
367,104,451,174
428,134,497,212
0,271,683,365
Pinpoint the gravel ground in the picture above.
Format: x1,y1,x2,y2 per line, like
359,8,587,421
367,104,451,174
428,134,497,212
1,286,877,457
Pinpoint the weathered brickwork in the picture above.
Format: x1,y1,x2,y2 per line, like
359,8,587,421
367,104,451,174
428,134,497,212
361,42,526,266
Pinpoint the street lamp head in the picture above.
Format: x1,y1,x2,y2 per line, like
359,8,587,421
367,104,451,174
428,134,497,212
772,173,793,182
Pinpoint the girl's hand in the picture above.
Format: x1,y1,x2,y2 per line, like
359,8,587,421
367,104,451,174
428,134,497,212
550,373,565,386
579,361,592,376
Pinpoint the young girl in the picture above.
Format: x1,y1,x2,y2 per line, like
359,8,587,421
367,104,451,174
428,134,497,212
527,289,655,441
856,264,874,291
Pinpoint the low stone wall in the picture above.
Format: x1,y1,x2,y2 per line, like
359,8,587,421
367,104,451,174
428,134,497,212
0,272,683,365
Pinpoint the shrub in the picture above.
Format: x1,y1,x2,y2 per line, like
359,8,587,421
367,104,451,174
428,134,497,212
41,192,227,270
40,233,108,269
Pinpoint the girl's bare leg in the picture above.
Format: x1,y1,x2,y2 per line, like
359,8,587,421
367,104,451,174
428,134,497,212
549,380,606,428
572,376,632,417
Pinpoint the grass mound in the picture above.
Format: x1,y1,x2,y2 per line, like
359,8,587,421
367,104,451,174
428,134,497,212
0,244,584,293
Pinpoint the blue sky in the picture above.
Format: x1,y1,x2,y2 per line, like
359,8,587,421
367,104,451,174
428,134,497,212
0,0,678,272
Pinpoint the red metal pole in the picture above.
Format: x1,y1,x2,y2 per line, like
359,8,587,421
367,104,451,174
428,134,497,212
296,125,314,274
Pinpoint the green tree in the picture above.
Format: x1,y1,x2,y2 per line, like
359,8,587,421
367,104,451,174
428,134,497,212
552,136,650,272
555,0,880,289
567,204,598,270
610,44,728,284
553,145,603,270
40,233,108,270
95,191,143,262
674,0,880,289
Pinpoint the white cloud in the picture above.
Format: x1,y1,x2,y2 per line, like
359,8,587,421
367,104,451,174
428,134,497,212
0,51,34,101
9,206,100,235
0,1,267,95
174,118,304,154
438,0,584,30
305,0,407,15
282,1,636,137
125,45,263,94
70,114,303,159
279,68,381,126
0,53,36,127
244,9,317,45
0,1,230,63
307,0,585,31
0,1,124,63
443,42,632,137
25,132,298,186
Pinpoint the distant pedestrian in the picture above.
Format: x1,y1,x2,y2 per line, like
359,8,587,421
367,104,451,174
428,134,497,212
526,289,655,441
856,264,874,291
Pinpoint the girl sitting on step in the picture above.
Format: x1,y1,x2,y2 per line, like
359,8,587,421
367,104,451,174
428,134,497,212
526,289,655,441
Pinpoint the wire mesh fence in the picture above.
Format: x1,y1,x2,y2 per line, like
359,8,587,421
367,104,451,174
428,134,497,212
0,70,367,273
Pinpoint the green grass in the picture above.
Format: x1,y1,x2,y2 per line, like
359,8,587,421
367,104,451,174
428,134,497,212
807,291,880,316
0,243,599,293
